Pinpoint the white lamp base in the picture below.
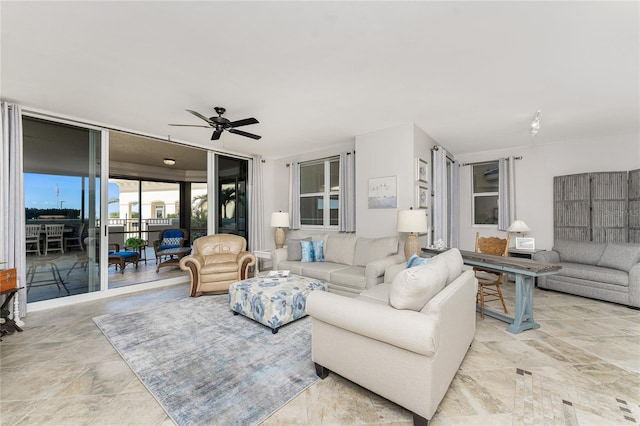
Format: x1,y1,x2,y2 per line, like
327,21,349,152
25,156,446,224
404,233,420,260
274,227,286,249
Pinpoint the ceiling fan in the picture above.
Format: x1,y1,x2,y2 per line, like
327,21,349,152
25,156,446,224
169,107,261,141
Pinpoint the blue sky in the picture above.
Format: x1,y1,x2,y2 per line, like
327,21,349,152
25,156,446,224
24,173,119,213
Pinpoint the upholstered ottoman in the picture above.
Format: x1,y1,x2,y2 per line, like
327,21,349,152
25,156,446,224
229,274,327,333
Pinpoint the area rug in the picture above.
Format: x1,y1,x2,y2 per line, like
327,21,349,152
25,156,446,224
93,295,319,425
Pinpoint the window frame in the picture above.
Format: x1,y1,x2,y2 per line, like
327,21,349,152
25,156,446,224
299,157,340,229
471,160,500,227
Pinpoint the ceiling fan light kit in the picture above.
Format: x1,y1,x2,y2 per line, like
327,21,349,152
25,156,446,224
169,106,261,141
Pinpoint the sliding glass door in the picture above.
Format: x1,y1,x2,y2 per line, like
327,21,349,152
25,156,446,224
215,155,248,244
23,116,102,303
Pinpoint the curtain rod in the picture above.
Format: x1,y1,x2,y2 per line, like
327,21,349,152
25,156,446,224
286,152,351,167
460,156,523,167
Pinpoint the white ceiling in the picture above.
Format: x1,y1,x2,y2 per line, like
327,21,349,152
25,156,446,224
2,1,638,159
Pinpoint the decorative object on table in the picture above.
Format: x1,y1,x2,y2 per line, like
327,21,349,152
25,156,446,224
515,237,535,250
417,184,429,209
474,232,511,319
368,176,397,209
179,234,254,296
266,270,290,282
270,211,290,249
507,219,531,237
416,158,429,183
397,207,429,259
93,295,318,426
434,239,446,250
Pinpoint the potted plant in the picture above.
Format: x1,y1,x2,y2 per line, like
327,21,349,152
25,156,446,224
125,237,147,250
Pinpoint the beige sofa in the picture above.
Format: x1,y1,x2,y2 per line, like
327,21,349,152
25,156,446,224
306,249,478,425
271,230,403,297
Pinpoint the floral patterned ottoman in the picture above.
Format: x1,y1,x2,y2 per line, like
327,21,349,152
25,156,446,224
229,274,327,333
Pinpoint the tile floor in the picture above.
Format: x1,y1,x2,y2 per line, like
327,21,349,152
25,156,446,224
1,283,639,425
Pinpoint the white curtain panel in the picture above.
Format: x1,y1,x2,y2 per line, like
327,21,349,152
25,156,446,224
288,162,301,230
249,156,264,251
498,156,516,231
339,151,356,233
432,146,447,245
0,102,26,319
448,159,459,248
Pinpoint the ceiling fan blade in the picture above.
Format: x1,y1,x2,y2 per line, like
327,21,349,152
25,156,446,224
228,128,261,140
228,117,259,128
186,109,214,125
211,129,223,140
168,124,211,128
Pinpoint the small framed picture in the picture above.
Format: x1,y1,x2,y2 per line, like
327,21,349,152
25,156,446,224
416,159,428,183
417,185,429,209
515,237,535,250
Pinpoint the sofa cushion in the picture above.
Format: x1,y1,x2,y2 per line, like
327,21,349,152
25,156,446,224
287,237,311,261
597,243,640,272
553,240,607,265
406,253,429,269
274,260,304,275
325,234,359,265
389,261,448,311
560,262,629,286
353,236,398,267
429,248,464,285
301,262,349,282
301,240,324,262
329,266,367,290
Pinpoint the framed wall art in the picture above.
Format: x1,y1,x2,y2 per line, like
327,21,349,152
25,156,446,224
417,185,429,209
416,158,428,183
368,176,397,209
515,237,535,250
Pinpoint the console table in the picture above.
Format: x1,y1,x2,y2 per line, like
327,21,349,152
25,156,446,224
1,287,24,340
422,248,561,334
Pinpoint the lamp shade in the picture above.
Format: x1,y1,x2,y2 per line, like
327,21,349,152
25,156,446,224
397,209,428,233
270,212,290,228
507,220,530,234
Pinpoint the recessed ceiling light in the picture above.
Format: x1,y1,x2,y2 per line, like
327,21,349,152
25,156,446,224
163,158,176,166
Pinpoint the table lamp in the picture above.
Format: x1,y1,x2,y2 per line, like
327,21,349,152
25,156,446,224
507,220,530,237
270,211,290,249
397,208,429,259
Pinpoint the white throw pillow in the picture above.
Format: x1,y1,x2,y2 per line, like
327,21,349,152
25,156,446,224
389,261,448,311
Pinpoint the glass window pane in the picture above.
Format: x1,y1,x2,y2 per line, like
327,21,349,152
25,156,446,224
191,182,208,241
330,160,339,192
474,195,499,224
330,195,339,226
300,163,324,194
300,196,324,225
473,162,499,193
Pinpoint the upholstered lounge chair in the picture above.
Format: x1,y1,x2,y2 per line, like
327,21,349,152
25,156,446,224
153,228,190,264
179,234,256,297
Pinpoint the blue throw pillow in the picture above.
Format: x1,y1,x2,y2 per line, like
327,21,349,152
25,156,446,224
301,240,324,262
406,253,429,268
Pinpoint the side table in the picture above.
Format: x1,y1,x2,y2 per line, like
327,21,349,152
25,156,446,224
253,250,272,274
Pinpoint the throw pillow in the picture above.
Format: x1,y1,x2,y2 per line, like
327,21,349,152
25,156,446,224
160,237,182,249
301,240,324,262
406,253,429,269
389,260,448,311
597,243,640,272
287,237,312,261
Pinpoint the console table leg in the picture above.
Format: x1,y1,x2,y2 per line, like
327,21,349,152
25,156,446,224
507,274,539,334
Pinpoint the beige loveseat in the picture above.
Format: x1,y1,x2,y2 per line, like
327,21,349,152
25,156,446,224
306,249,478,425
271,230,403,297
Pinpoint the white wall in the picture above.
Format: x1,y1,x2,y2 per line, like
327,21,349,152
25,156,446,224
456,132,640,252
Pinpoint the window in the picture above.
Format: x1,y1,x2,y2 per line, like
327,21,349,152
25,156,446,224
472,161,499,225
300,158,339,227
153,202,165,218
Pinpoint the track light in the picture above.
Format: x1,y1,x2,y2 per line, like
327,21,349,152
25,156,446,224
530,111,541,136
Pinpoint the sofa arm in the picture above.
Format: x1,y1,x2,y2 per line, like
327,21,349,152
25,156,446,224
306,291,438,356
179,253,204,271
271,248,287,270
364,254,404,288
629,263,640,308
533,250,560,264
